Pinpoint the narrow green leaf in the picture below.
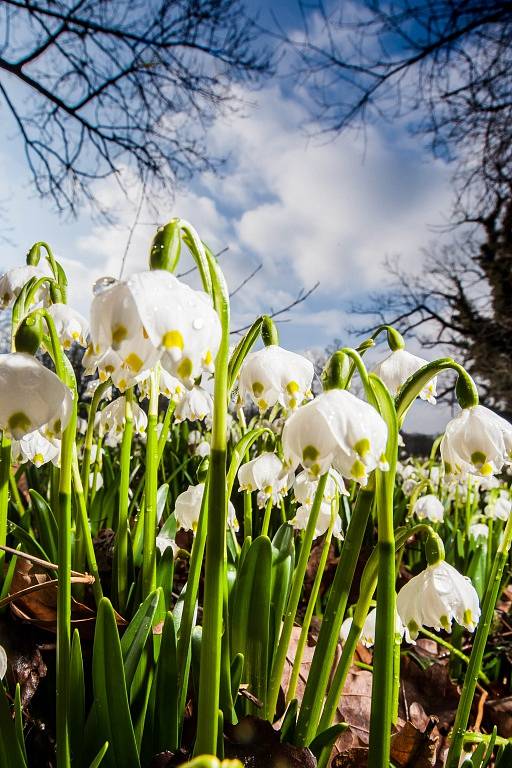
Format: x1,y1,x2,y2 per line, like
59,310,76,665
309,723,348,758
152,612,179,754
29,490,58,563
14,685,27,764
92,598,139,768
121,588,162,689
231,536,272,713
69,629,85,765
0,683,27,768
89,743,109,768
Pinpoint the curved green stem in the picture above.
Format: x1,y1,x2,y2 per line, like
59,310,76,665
112,389,134,613
418,627,490,685
367,375,399,768
294,483,374,746
70,449,103,606
267,474,329,722
81,380,111,506
261,496,273,538
446,512,512,768
287,497,337,703
194,247,230,757
142,368,160,597
0,435,10,581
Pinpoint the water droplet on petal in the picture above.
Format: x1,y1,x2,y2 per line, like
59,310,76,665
193,318,203,330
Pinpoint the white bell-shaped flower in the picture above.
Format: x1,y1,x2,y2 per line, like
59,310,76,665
0,265,49,309
484,493,511,521
12,429,60,467
397,560,480,641
238,344,314,412
84,332,161,393
469,523,489,540
174,386,213,423
412,494,444,523
0,353,72,440
282,389,388,483
188,430,211,457
441,405,512,478
372,349,437,403
47,303,88,349
174,482,238,532
127,270,221,386
156,531,178,556
138,368,183,402
238,452,292,503
293,468,348,506
99,396,147,438
340,609,404,647
292,500,343,539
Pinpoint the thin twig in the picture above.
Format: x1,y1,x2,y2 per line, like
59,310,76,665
0,543,92,578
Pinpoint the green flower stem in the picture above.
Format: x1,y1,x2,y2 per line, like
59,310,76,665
287,498,337,704
81,381,111,506
294,485,374,746
132,399,175,561
142,369,160,598
176,482,209,731
317,523,434,756
70,449,103,606
267,473,329,724
0,435,11,579
112,388,134,613
9,472,25,521
446,511,512,768
418,627,490,685
56,397,77,768
392,634,401,725
368,376,399,768
486,516,494,582
90,435,103,507
194,247,230,757
261,496,273,538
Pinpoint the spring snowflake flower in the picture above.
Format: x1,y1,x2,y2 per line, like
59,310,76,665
0,265,49,309
175,483,237,532
282,389,388,484
138,368,183,402
11,429,60,467
340,608,405,647
412,494,444,523
47,303,88,349
99,396,147,438
292,500,343,539
469,523,489,541
397,561,480,641
441,405,512,478
293,468,348,506
188,430,210,457
0,353,72,440
238,452,292,504
238,345,314,412
484,492,511,521
89,270,221,388
156,530,178,556
174,386,213,423
372,349,437,403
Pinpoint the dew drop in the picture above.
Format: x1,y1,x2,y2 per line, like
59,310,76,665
192,318,203,330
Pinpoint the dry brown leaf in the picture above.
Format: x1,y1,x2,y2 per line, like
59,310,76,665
390,719,438,767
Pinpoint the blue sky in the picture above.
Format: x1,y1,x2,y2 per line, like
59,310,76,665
0,0,459,432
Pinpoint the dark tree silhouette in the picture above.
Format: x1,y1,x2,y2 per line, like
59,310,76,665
359,196,512,416
294,0,512,216
0,0,271,214
294,1,512,409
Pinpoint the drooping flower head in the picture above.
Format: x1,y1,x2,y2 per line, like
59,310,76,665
238,452,292,504
47,303,89,349
397,560,480,641
99,395,147,440
89,270,221,389
282,389,388,484
372,349,437,403
174,483,238,532
441,405,512,478
340,608,405,647
0,265,49,310
174,386,213,424
292,500,343,539
293,468,348,506
238,345,314,412
0,353,72,439
412,494,444,523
